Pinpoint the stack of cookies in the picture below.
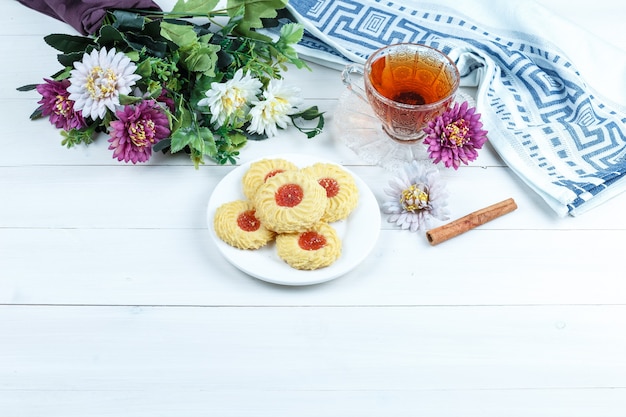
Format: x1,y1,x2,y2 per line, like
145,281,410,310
213,158,359,270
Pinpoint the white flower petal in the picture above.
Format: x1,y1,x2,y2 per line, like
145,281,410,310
382,160,450,232
67,47,139,120
199,70,262,128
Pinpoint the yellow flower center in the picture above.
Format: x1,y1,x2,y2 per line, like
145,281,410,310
443,119,470,147
401,184,430,212
222,89,247,114
55,94,70,116
263,97,289,119
86,66,118,100
129,120,156,147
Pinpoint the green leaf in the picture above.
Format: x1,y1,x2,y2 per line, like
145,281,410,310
227,0,288,34
160,21,199,48
29,106,44,120
97,25,127,47
289,106,326,139
278,22,303,45
170,125,215,155
109,10,146,32
44,33,95,53
172,0,220,15
197,128,215,147
119,94,143,105
142,20,164,40
204,137,218,157
161,23,220,75
229,131,247,147
217,14,243,38
16,84,39,92
274,23,308,69
57,51,89,68
171,98,193,133
170,125,218,169
135,59,153,79
293,106,324,120
52,67,73,81
183,43,220,76
169,128,193,153
125,32,169,58
190,130,207,153
152,138,171,153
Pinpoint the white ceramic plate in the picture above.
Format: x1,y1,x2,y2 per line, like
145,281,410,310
207,154,381,286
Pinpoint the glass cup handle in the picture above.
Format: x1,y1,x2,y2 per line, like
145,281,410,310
341,64,368,102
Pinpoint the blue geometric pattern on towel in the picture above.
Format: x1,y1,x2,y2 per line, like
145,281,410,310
288,0,626,215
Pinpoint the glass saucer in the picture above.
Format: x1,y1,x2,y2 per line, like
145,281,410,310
332,89,474,172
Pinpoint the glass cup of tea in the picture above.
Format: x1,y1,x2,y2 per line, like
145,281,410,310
341,43,460,143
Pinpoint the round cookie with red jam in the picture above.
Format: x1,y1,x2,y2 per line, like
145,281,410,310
213,200,275,249
242,158,299,201
253,170,328,233
300,162,360,223
276,222,342,270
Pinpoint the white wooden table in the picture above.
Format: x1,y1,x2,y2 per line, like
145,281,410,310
2,1,626,415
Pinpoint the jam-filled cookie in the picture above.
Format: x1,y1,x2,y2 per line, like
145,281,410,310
213,200,275,249
276,222,342,270
300,162,359,223
242,158,299,201
253,170,328,233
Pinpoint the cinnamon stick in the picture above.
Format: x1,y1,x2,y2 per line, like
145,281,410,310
426,198,517,246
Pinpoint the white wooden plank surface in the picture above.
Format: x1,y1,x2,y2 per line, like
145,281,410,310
1,305,626,416
3,0,626,415
2,227,625,306
5,163,626,230
4,390,626,417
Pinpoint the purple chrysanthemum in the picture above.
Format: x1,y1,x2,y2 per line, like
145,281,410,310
36,78,86,130
423,101,488,170
108,100,170,164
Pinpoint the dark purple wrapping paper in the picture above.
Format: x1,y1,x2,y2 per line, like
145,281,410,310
17,0,161,35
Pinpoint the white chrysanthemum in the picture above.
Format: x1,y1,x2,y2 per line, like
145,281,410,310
382,160,450,232
247,79,303,137
67,47,141,120
198,68,262,128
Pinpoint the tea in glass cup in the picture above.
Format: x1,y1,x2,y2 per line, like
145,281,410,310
342,43,460,142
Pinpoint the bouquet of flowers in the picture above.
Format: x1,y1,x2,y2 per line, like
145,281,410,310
18,0,325,167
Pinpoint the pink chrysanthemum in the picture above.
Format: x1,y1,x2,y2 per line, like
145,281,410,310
423,101,488,170
108,100,170,164
36,78,86,130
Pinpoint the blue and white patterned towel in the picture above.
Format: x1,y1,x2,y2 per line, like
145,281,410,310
278,0,626,216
